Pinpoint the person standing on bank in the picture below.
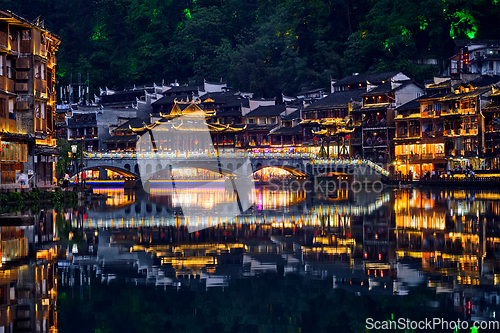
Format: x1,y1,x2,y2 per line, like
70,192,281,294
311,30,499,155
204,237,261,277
18,171,28,188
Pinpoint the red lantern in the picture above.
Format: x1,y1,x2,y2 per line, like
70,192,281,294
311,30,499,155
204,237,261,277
160,140,164,143
313,136,318,141
345,135,350,139
222,140,227,143
194,140,199,144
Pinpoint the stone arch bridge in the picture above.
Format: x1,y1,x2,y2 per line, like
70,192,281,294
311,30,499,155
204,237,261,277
81,151,388,182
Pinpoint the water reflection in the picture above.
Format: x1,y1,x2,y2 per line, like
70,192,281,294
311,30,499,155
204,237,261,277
11,186,500,331
0,211,58,333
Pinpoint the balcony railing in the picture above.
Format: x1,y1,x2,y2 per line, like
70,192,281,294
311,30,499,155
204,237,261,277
486,125,500,133
421,110,436,118
396,153,445,161
441,108,476,116
362,119,388,128
444,129,457,136
422,131,444,138
364,140,387,147
459,128,478,136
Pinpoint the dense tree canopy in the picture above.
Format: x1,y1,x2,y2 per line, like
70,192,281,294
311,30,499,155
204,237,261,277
1,0,500,97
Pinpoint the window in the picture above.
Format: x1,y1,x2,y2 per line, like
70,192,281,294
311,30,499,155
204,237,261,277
8,98,14,114
0,56,3,76
34,61,39,78
6,59,12,79
35,101,41,118
21,30,31,41
41,62,45,80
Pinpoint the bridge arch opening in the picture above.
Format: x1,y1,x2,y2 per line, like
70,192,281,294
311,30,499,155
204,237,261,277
134,164,140,175
124,164,131,171
253,166,299,182
156,164,162,172
76,166,138,181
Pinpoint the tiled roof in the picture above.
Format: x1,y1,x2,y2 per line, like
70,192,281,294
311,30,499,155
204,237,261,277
426,79,452,89
104,135,138,143
281,109,301,120
333,71,401,87
245,124,278,131
114,118,150,132
270,125,302,135
245,104,285,117
468,76,500,88
303,90,364,110
164,85,201,94
361,80,416,97
396,99,420,111
152,94,191,106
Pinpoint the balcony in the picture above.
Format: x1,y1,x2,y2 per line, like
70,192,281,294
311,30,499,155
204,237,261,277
35,118,47,133
0,76,15,93
421,110,440,118
444,129,457,136
34,78,46,95
364,140,387,147
459,128,478,136
16,58,30,69
0,117,16,132
362,119,388,128
20,40,31,53
15,82,28,92
396,152,445,162
16,71,29,80
441,108,476,116
16,101,29,111
460,107,476,115
422,131,444,138
486,125,500,133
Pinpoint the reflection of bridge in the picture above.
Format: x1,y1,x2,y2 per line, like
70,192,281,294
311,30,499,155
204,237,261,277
83,151,389,181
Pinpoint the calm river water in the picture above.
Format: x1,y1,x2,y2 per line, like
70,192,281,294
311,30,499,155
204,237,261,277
6,185,500,332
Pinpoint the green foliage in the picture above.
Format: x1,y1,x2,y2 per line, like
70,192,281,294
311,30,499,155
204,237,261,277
52,189,65,209
2,0,500,97
56,138,82,179
8,191,23,203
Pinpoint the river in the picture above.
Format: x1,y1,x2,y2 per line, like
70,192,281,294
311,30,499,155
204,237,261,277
4,185,500,332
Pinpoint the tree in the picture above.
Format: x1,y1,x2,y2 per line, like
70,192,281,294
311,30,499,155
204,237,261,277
56,138,82,179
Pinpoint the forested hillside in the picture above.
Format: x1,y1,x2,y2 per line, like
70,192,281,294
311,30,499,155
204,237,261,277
1,0,500,98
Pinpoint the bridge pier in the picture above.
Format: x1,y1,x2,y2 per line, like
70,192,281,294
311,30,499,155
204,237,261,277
99,167,108,180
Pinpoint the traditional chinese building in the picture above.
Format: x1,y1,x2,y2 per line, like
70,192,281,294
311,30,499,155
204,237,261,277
300,90,364,157
0,10,60,187
359,80,424,164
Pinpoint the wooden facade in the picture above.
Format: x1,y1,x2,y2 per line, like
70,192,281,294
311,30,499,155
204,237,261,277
0,10,60,186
